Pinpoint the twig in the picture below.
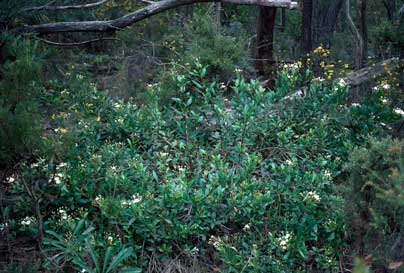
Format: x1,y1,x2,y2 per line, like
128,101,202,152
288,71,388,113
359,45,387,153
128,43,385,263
23,0,109,12
35,37,120,47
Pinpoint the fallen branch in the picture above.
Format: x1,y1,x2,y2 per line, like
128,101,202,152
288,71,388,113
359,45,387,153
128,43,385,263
282,57,403,101
23,0,298,34
344,57,402,86
23,0,109,12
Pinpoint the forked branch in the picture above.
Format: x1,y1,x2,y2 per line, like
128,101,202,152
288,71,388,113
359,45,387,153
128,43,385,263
23,0,298,34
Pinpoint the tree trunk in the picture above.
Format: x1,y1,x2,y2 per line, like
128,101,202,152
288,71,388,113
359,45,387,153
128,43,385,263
383,0,396,21
357,0,367,67
215,2,222,30
279,8,286,32
318,0,343,46
302,0,313,53
256,6,277,80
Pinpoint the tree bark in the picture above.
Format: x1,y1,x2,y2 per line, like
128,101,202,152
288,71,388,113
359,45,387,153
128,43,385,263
383,0,396,21
215,2,222,30
345,0,363,70
22,0,298,35
357,0,367,67
301,0,313,53
279,8,286,32
256,6,277,80
317,0,343,46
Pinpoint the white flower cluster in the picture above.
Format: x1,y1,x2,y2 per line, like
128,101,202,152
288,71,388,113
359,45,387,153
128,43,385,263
337,78,346,87
21,216,35,227
278,232,293,250
121,194,142,207
324,170,332,179
242,223,252,232
208,235,223,249
49,163,68,185
0,222,8,231
5,176,15,184
301,190,321,202
113,102,122,109
58,209,68,221
282,62,302,70
394,108,404,117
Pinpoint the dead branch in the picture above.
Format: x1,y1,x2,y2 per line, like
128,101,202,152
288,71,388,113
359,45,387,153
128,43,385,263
23,0,109,12
22,0,298,35
344,57,403,85
281,57,403,101
35,37,120,47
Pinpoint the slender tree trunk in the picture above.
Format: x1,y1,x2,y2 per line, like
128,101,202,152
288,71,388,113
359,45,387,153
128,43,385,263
357,0,367,67
302,0,313,53
383,0,396,21
215,2,222,30
279,8,286,32
256,7,277,81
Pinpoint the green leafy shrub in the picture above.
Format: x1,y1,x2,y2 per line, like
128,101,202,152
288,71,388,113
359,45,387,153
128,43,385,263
0,36,44,167
342,137,404,272
3,63,399,272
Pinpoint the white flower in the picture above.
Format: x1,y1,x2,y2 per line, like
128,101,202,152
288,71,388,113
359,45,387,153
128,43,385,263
382,84,391,90
113,102,122,109
351,103,360,107
381,98,389,104
56,162,68,170
285,159,293,165
107,236,114,244
0,222,8,231
394,108,404,116
21,216,34,226
5,176,15,183
324,170,332,179
95,195,102,202
50,172,64,184
313,77,325,82
278,232,293,250
301,190,321,202
337,78,346,87
122,194,142,206
243,223,251,232
58,209,68,220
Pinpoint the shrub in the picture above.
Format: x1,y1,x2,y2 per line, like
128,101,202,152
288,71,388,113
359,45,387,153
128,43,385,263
0,36,44,168
342,137,404,272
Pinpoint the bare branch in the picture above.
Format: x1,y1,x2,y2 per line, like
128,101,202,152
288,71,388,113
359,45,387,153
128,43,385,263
23,0,109,12
399,3,404,18
35,37,120,47
23,0,298,34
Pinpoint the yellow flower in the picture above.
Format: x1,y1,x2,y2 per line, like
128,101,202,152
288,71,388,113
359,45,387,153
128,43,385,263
59,128,69,134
